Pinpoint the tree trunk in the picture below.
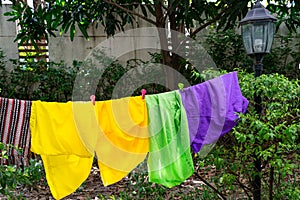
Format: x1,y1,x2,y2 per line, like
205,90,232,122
155,0,177,90
269,166,274,200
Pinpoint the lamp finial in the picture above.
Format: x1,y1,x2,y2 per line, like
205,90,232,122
253,0,264,9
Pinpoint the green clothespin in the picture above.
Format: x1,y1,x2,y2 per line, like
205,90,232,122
178,83,184,92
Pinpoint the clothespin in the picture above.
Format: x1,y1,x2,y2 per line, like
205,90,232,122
141,89,147,99
178,83,184,92
90,95,96,105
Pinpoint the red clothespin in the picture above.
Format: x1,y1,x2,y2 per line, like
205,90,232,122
90,95,96,105
141,89,147,99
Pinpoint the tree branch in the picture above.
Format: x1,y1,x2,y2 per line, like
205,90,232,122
194,170,227,200
103,0,156,25
118,3,153,7
227,169,252,199
190,5,233,38
269,166,274,200
162,0,179,25
173,4,234,54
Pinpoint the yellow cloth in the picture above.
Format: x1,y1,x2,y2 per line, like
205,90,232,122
41,154,93,199
30,101,98,199
94,96,149,186
30,97,149,198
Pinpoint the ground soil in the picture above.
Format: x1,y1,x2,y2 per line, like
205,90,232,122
3,166,210,200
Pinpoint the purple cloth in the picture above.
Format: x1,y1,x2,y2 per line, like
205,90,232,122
180,72,249,153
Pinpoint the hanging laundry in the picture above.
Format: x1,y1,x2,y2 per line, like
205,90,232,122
30,101,98,200
24,71,248,199
0,97,32,166
179,71,249,153
145,91,194,188
93,96,149,186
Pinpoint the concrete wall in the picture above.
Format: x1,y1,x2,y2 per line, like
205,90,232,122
48,8,159,66
49,16,159,64
0,4,18,66
0,4,159,66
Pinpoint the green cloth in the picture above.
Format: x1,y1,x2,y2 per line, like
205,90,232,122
145,91,194,188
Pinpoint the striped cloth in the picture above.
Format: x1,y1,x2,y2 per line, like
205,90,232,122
0,97,32,166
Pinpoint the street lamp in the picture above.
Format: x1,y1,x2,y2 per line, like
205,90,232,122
240,0,277,77
240,1,277,200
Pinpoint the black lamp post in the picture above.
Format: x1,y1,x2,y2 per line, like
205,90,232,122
240,1,277,200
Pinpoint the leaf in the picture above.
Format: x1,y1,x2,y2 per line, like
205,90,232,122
145,4,155,16
140,4,148,17
78,23,89,40
70,22,76,41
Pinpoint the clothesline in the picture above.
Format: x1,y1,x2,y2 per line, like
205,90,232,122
0,71,249,199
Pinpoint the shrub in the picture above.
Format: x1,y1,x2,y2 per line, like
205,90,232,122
195,70,300,199
205,29,253,72
0,142,45,198
263,33,300,79
0,48,168,102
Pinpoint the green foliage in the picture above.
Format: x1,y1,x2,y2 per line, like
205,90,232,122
4,0,299,51
263,33,300,79
0,49,166,101
205,29,253,72
127,171,167,198
0,59,79,101
198,70,300,199
267,0,300,33
1,1,231,40
0,50,8,94
96,167,211,199
3,1,57,49
72,49,127,101
0,142,45,198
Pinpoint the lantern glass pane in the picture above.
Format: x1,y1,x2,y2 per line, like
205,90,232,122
266,22,275,53
242,24,253,54
252,22,268,53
